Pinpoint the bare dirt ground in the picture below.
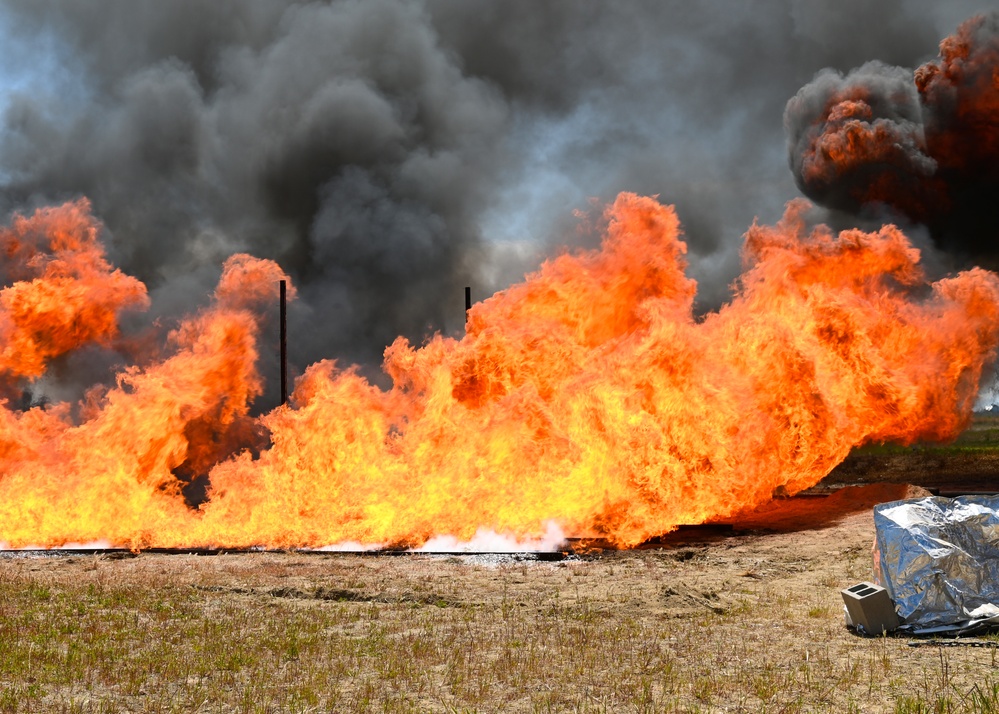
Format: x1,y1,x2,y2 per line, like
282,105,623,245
3,480,999,712
824,451,999,495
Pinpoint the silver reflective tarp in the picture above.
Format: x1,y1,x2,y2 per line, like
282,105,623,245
874,495,999,632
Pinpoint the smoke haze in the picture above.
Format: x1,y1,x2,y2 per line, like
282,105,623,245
0,0,992,404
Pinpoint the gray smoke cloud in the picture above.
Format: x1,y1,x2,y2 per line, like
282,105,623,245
0,0,991,407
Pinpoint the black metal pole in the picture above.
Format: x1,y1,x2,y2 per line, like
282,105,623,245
280,279,288,406
465,286,471,326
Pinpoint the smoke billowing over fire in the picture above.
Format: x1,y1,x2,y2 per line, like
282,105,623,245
1,5,999,549
787,12,999,264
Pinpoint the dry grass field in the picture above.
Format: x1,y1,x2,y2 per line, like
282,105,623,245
3,482,999,713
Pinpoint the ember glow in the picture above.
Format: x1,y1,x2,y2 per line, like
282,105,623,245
1,194,997,549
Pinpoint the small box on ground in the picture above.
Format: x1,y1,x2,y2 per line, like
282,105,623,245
842,581,900,635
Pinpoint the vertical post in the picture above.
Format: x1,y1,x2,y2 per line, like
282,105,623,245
464,286,471,327
280,279,288,406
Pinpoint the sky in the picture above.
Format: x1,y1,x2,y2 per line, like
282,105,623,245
0,0,993,400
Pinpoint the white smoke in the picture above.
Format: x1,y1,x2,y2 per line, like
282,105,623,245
411,520,566,553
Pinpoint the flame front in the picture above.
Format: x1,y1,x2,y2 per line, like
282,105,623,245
1,194,998,549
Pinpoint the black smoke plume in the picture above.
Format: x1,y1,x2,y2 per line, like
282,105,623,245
0,0,989,408
786,12,999,266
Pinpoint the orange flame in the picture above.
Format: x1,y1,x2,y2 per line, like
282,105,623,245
0,236,292,548
0,199,148,382
1,195,997,549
